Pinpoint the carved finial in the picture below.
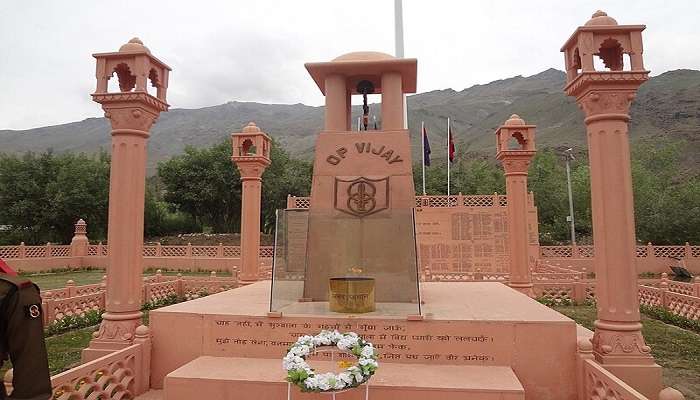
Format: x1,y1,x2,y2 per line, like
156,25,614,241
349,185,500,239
659,387,686,400
242,122,262,133
134,325,151,338
577,337,593,352
118,37,151,53
585,10,618,26
504,114,526,126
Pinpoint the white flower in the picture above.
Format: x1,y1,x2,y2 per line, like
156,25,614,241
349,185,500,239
338,372,353,385
304,376,319,389
291,344,310,357
337,333,360,350
360,344,375,358
359,358,378,368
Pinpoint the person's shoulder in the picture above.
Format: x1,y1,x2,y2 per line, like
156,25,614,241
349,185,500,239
0,274,34,290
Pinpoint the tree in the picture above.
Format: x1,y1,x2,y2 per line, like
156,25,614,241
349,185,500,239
0,151,110,244
157,139,312,234
157,142,241,233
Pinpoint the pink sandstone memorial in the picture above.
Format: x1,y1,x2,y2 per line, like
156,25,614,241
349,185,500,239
149,51,579,399
8,9,690,400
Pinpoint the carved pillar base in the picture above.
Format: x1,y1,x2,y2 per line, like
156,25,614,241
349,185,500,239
592,321,662,400
82,311,142,362
509,282,535,298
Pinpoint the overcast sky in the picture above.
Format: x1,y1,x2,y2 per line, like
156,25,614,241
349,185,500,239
1,0,698,130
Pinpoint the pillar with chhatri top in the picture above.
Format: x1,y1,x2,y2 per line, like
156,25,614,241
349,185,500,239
561,10,662,398
82,38,170,360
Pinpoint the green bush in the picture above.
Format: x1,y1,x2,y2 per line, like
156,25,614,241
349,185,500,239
45,309,102,337
640,305,700,334
536,297,573,307
142,293,181,311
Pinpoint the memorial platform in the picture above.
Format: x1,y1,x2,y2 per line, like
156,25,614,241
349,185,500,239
150,281,579,399
165,356,525,400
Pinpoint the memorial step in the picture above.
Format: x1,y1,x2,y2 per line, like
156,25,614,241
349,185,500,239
164,356,525,400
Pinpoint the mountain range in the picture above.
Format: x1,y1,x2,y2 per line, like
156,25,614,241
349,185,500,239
1,68,698,174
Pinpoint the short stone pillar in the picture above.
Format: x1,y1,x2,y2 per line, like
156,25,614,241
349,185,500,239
561,11,661,398
70,219,89,257
83,38,171,361
231,122,271,284
496,114,536,297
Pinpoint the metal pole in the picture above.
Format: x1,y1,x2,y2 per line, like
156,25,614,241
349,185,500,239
446,117,450,198
565,154,576,245
394,0,408,129
421,121,426,195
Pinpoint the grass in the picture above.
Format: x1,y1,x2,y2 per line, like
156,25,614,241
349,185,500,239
45,326,97,374
553,305,700,400
21,268,233,291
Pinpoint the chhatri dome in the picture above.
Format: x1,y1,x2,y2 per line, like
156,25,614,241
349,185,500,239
584,10,618,26
332,51,395,62
118,37,151,54
504,114,526,127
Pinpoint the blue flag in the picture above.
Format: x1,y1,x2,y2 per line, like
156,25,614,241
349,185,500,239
423,126,431,166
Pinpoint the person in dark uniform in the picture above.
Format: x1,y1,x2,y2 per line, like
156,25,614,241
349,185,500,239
0,260,52,400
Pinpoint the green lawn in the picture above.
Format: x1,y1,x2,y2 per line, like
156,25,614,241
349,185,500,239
21,268,232,291
45,326,97,374
553,305,700,400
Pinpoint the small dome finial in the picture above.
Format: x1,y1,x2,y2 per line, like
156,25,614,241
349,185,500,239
242,122,261,133
504,114,525,126
119,37,151,54
585,10,618,26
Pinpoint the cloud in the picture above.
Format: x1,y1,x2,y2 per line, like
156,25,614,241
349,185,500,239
0,0,698,130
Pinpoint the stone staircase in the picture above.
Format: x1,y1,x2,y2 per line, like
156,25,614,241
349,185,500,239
164,356,525,400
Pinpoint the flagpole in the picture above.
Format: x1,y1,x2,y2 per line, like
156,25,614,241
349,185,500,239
421,121,426,195
447,117,451,198
394,0,408,129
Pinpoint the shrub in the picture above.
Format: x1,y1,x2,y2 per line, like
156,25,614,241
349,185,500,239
639,305,700,334
45,309,102,337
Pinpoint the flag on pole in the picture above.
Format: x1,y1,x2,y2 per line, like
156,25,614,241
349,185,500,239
422,125,431,166
448,124,455,163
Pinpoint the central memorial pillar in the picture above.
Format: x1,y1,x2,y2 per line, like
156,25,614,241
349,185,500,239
300,52,419,306
561,11,662,398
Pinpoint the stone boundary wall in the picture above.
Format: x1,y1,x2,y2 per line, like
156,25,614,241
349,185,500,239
0,243,274,273
540,243,700,274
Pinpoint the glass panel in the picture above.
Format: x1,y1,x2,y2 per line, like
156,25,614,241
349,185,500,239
270,209,309,312
270,207,421,316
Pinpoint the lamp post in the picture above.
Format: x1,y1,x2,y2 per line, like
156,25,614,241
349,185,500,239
563,148,576,245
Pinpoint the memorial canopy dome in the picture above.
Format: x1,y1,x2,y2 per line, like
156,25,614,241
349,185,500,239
305,51,417,95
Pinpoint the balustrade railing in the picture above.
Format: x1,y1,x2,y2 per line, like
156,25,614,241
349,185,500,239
582,359,650,400
39,271,239,326
0,243,275,260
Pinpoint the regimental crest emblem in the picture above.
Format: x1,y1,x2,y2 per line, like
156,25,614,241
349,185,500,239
334,177,390,217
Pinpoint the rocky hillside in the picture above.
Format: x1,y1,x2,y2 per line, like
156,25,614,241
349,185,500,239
1,69,698,174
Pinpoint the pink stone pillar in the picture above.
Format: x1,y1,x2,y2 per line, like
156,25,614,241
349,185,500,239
561,11,661,398
70,219,89,257
496,115,536,297
231,123,271,284
381,72,404,130
83,38,170,361
324,74,348,132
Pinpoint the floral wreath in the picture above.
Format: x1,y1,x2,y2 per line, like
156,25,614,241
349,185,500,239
283,330,379,392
